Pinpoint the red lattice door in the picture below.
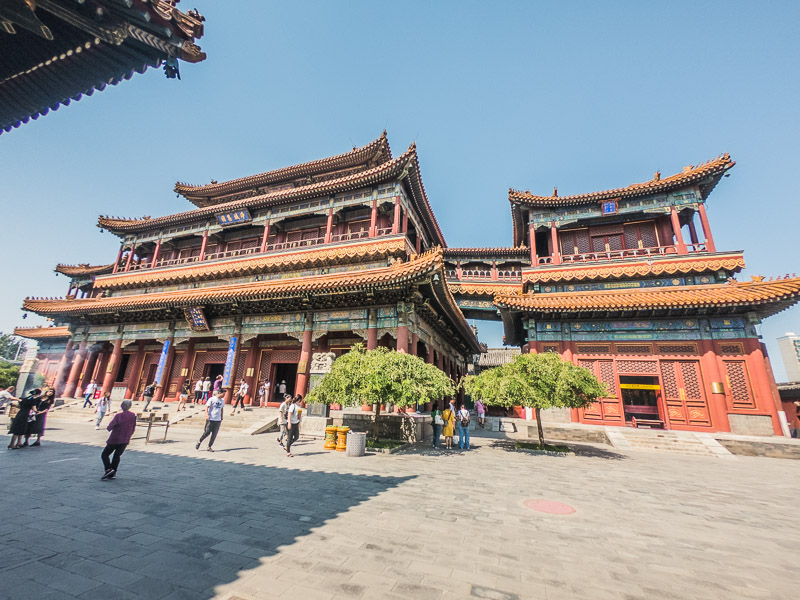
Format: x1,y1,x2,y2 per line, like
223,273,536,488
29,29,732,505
723,361,756,409
578,359,622,422
660,360,711,427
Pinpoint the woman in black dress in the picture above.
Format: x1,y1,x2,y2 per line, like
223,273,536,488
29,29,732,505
8,389,41,449
27,387,55,447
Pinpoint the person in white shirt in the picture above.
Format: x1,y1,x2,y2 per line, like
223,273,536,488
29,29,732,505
277,394,290,448
285,395,302,457
259,379,270,407
276,380,287,401
196,391,224,452
201,377,211,401
232,379,248,415
193,379,203,404
83,380,97,408
95,392,111,429
0,386,16,413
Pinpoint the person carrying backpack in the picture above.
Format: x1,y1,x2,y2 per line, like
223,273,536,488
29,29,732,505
142,382,156,411
457,404,471,450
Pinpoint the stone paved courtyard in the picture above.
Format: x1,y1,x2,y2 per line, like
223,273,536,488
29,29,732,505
1,418,798,600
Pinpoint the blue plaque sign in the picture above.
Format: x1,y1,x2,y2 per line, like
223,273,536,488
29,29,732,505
216,209,251,227
222,336,238,388
152,340,171,386
601,200,618,215
184,307,210,331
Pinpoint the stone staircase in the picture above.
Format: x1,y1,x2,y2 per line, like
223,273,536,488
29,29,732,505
169,406,278,432
606,427,734,458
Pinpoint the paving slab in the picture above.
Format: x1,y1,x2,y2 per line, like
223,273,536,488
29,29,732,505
1,417,799,599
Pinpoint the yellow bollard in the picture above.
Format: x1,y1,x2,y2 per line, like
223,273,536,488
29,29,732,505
323,426,337,450
335,426,350,452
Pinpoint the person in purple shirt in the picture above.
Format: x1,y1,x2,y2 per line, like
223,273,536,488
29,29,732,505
213,375,223,393
101,399,136,480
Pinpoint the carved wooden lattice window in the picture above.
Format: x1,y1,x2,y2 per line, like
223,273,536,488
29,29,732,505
623,221,658,250
272,349,301,363
577,344,611,354
680,361,702,399
167,352,184,394
617,344,652,354
719,343,744,356
258,351,272,383
658,344,698,355
560,229,591,255
598,361,615,391
122,353,136,381
590,224,624,252
660,361,680,399
617,360,659,374
541,345,559,353
724,361,755,409
661,360,711,426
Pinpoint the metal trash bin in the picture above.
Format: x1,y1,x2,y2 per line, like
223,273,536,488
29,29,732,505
345,431,366,457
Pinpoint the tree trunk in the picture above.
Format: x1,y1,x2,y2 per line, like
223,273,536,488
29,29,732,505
535,406,544,447
372,401,382,442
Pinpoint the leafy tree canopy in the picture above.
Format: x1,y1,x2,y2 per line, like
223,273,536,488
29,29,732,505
0,333,26,362
0,360,20,390
462,352,607,446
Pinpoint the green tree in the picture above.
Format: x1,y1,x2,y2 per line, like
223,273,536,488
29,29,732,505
306,344,455,441
0,360,20,389
463,352,607,447
0,333,26,361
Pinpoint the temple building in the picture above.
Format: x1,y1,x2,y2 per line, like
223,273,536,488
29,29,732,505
19,133,481,406
17,137,800,435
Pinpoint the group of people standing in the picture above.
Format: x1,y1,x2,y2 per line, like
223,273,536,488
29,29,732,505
430,399,485,450
6,387,55,449
276,393,303,457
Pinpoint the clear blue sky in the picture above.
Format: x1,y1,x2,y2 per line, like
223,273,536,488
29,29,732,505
2,1,798,378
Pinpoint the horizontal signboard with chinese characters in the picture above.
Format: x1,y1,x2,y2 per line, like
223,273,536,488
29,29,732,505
216,209,252,227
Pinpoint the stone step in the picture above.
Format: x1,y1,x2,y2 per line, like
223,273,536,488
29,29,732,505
607,427,732,458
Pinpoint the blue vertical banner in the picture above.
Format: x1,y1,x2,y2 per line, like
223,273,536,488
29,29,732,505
152,340,171,385
222,336,238,388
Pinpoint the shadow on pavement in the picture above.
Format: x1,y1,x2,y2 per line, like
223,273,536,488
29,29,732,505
0,441,414,600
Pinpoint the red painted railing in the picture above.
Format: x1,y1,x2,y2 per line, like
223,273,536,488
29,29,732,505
538,244,707,266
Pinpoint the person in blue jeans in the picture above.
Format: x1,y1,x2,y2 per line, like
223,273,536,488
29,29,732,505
430,401,444,449
457,404,471,449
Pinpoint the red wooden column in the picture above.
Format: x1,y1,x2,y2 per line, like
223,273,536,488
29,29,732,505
369,199,378,237
295,315,313,397
687,220,699,246
367,309,378,350
699,339,730,432
456,262,462,280
124,243,135,272
324,207,334,243
172,339,195,402
410,333,419,356
529,223,537,265
415,236,422,254
54,340,75,397
426,343,434,364
550,222,561,265
199,228,209,260
243,338,259,404
100,337,123,396
260,219,271,253
402,210,408,234
63,341,88,398
152,336,175,403
151,238,162,268
670,207,688,254
79,348,100,395
396,303,408,353
697,203,716,252
743,338,783,435
491,261,498,281
124,342,145,399
112,244,124,274
392,197,401,234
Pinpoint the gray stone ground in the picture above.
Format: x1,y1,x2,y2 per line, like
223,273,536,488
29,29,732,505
0,417,798,600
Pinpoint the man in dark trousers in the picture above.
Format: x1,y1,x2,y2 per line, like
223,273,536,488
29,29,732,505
196,390,224,452
142,382,156,411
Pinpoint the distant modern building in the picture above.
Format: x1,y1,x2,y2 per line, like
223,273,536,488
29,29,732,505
777,332,800,382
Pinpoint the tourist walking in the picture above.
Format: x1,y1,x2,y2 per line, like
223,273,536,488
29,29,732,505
201,377,211,401
475,398,486,428
83,380,97,408
0,386,16,414
25,387,55,447
8,389,40,449
101,399,136,480
141,382,156,411
194,379,203,404
277,393,290,448
213,375,223,393
457,404,471,450
196,390,224,452
441,403,455,449
431,400,444,449
95,392,111,429
259,379,270,407
177,381,190,411
232,378,248,415
276,380,287,401
285,395,301,457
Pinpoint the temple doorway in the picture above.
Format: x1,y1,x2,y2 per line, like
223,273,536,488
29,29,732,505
271,363,297,400
619,375,664,428
204,363,225,383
